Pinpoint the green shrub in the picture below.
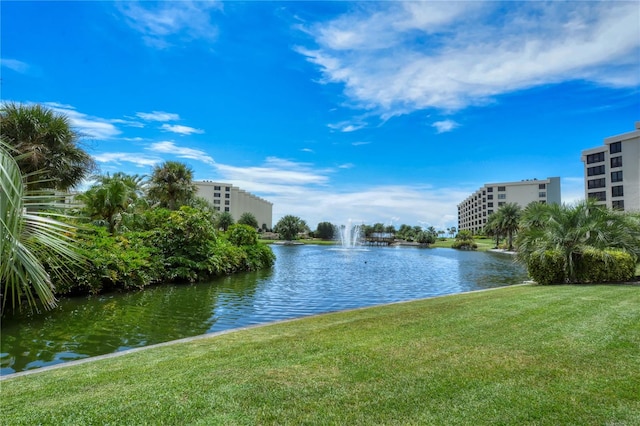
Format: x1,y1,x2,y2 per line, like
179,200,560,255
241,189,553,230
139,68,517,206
52,226,161,294
525,250,566,285
575,248,636,283
227,224,259,246
451,241,478,250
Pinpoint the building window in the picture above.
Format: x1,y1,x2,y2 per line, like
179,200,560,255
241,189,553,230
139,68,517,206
612,200,625,210
225,186,231,191
610,141,622,154
213,199,220,205
612,186,624,197
214,206,220,211
587,178,606,189
538,183,546,189
498,202,505,207
488,210,493,214
487,187,493,193
487,194,493,200
588,191,606,202
611,171,623,182
214,185,221,190
586,152,605,164
497,186,506,191
225,200,230,205
214,192,220,197
225,193,230,198
539,192,546,197
224,207,230,212
487,202,493,207
498,194,506,199
611,156,622,168
587,165,605,176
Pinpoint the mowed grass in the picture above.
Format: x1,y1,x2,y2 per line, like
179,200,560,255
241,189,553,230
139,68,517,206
2,285,639,425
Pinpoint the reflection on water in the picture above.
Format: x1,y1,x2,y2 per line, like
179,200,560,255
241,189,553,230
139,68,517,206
1,247,527,374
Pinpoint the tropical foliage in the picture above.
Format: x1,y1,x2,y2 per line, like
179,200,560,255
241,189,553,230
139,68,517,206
516,200,640,284
452,229,477,250
0,141,83,313
147,161,197,210
238,212,259,229
315,222,335,240
274,215,307,241
0,102,95,191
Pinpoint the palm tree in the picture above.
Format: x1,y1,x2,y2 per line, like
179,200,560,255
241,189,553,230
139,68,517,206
516,200,640,283
217,212,234,231
0,102,96,191
497,203,521,251
238,212,258,229
274,215,306,241
484,211,504,249
79,172,145,234
1,141,83,313
147,161,197,210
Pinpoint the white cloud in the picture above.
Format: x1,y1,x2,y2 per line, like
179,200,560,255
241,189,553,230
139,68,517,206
136,111,180,121
93,152,159,168
352,141,371,146
43,103,121,140
117,1,222,48
148,141,215,165
299,2,640,117
301,148,314,153
432,120,459,134
328,120,366,132
160,123,204,135
203,156,465,230
1,58,29,73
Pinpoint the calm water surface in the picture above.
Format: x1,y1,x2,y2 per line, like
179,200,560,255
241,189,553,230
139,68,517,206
1,246,527,375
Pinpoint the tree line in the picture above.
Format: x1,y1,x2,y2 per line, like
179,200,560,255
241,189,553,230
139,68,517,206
1,103,274,314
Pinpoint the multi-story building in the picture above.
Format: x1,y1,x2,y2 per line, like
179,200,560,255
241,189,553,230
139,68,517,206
580,122,640,211
457,177,561,233
195,181,273,229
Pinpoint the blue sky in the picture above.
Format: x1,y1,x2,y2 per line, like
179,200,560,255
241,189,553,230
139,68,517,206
2,1,639,230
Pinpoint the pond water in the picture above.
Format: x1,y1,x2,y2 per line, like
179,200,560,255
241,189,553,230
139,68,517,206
1,246,527,375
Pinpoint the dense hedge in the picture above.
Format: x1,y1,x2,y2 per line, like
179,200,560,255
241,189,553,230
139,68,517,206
526,248,636,285
50,208,275,295
525,250,566,285
574,248,636,283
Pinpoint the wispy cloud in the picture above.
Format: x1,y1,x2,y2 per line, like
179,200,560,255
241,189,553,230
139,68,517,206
203,156,464,229
328,120,366,132
301,148,315,153
1,58,29,73
432,120,459,134
298,2,640,117
93,152,159,168
148,141,215,165
43,102,121,139
215,157,330,186
160,123,204,135
117,1,222,48
136,111,180,122
352,141,371,146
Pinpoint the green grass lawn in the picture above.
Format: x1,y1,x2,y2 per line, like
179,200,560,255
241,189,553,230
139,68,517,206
2,284,639,425
431,237,496,251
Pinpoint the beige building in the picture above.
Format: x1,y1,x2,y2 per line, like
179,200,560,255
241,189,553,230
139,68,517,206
580,122,640,211
195,181,273,229
457,177,561,233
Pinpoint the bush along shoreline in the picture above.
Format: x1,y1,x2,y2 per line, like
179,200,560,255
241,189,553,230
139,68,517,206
50,208,275,298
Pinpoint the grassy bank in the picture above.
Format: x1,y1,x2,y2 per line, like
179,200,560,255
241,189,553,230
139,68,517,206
2,285,639,425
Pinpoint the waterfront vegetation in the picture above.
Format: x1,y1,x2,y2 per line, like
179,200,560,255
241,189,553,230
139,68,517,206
0,103,275,314
2,284,639,425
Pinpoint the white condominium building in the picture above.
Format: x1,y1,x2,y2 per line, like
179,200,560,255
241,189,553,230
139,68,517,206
195,181,273,229
580,122,640,211
457,177,561,233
